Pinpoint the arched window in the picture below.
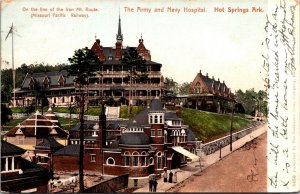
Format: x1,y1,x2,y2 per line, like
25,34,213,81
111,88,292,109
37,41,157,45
150,115,153,124
54,98,56,103
132,152,139,166
149,157,154,165
164,130,168,143
159,115,162,123
106,157,115,165
141,151,147,166
154,115,158,123
124,151,130,166
156,152,162,169
62,97,65,103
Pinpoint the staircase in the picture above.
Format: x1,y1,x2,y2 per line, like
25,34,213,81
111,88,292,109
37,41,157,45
105,106,120,119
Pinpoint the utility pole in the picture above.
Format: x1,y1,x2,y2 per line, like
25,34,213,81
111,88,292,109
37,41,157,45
79,92,85,192
5,23,16,107
230,100,234,151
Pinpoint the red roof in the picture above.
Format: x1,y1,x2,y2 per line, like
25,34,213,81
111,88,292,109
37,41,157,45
5,111,68,138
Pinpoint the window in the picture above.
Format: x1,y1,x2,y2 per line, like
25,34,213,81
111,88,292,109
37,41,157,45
154,115,158,123
164,131,168,143
1,158,6,171
7,157,12,171
124,152,130,166
62,97,65,103
71,96,73,102
149,157,154,165
157,152,162,169
54,98,56,103
157,129,162,137
106,157,115,165
132,152,139,166
149,115,153,124
151,129,155,137
125,156,130,166
90,154,96,162
133,156,138,166
159,115,162,123
134,179,138,187
141,152,147,166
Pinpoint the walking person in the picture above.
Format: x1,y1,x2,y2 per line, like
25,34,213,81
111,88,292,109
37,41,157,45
153,178,158,192
149,175,153,192
173,171,177,183
168,171,173,183
163,170,168,183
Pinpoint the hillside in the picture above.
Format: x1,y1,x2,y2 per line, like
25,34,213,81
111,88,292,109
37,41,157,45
7,106,255,143
181,108,255,143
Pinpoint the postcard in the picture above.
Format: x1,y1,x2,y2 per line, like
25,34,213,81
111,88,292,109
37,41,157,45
1,0,299,193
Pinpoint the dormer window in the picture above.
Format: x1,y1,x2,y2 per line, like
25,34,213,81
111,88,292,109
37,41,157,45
58,74,65,87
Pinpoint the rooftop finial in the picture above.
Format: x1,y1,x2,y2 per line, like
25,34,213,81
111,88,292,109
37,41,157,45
94,33,97,40
141,33,143,39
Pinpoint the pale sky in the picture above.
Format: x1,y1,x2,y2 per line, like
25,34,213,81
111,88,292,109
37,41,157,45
1,0,268,92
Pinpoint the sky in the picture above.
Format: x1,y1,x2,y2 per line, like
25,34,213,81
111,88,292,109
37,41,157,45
1,0,268,92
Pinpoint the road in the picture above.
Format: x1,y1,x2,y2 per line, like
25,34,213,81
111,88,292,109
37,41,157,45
169,132,267,192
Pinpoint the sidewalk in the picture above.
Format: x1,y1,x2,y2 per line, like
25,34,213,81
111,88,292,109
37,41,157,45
134,122,267,193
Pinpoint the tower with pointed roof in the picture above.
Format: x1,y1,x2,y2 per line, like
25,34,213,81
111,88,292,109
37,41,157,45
116,14,123,43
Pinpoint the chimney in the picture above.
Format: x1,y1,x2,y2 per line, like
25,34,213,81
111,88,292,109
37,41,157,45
199,70,202,75
218,78,220,82
99,102,106,148
206,73,208,77
212,76,214,80
115,42,122,60
175,104,182,118
223,80,225,84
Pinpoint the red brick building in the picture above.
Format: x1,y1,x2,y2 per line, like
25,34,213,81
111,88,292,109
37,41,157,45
188,70,234,112
53,99,199,187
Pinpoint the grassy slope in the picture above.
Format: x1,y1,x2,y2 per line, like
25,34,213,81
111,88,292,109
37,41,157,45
181,108,255,142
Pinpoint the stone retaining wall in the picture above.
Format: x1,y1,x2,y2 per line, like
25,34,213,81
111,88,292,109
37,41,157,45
201,122,264,155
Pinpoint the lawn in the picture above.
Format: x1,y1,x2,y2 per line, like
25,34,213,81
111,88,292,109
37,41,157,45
1,117,79,132
58,117,79,131
1,118,26,131
181,108,255,142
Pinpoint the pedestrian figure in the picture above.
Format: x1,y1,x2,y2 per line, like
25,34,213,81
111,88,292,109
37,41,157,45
173,171,177,183
153,178,158,192
149,175,153,192
168,171,173,183
163,171,168,183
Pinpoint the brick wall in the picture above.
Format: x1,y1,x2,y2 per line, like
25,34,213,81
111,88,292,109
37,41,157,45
52,155,79,172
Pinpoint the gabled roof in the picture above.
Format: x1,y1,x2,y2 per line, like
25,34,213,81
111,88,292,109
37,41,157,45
5,111,68,138
149,99,164,112
1,141,25,156
21,70,75,89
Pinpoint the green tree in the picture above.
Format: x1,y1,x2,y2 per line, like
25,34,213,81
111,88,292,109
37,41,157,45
121,47,147,106
165,77,178,95
179,82,191,95
29,81,48,114
67,47,102,192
